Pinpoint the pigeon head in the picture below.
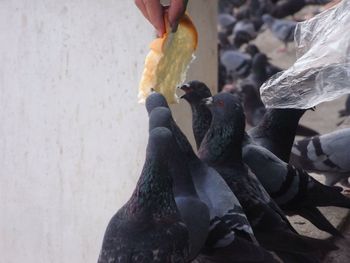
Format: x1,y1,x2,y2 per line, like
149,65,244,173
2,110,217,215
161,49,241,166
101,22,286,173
145,91,169,115
253,53,269,69
149,107,172,132
202,93,245,129
147,127,173,159
149,106,195,159
233,30,251,47
199,93,246,164
262,14,274,26
245,44,260,57
179,81,212,104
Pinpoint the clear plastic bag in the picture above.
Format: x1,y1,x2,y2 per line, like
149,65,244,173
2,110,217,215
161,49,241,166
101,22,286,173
260,0,350,109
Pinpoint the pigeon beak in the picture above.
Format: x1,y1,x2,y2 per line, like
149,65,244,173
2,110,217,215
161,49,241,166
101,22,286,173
178,84,188,99
150,88,156,94
178,83,191,99
202,97,213,106
179,83,190,91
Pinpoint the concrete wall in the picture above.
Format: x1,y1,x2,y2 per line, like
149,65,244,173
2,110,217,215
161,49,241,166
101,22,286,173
0,0,217,262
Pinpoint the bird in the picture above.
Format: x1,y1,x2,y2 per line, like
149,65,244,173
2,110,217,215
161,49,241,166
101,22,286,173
262,14,297,50
244,45,283,77
232,19,258,44
243,142,349,237
248,108,313,162
98,127,189,263
271,0,307,18
240,83,266,127
198,92,337,262
180,81,318,150
218,13,237,35
220,49,252,81
245,52,274,91
290,128,350,187
338,94,350,118
179,81,212,150
146,93,279,262
148,109,210,260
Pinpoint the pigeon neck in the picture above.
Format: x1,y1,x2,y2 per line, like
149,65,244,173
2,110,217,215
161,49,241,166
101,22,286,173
199,118,243,166
171,121,198,162
127,155,178,218
170,154,198,197
190,102,212,149
258,108,305,161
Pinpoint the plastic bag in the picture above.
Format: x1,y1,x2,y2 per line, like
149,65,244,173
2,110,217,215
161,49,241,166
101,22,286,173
260,0,350,109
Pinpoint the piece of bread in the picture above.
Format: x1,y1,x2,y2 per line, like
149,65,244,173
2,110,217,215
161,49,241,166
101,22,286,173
138,14,198,104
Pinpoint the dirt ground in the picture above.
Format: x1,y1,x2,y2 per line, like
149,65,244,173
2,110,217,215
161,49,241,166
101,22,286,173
251,6,350,261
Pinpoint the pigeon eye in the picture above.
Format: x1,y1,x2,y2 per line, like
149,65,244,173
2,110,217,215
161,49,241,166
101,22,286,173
217,100,225,107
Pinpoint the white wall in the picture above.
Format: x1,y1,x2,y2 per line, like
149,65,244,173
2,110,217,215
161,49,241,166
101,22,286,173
0,0,217,262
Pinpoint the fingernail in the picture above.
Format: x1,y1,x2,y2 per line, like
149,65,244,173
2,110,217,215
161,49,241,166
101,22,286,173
171,21,179,33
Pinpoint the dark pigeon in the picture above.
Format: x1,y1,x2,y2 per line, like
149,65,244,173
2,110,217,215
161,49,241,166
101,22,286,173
145,94,278,262
248,108,309,162
243,142,348,236
291,128,350,187
271,0,307,18
240,83,266,127
98,127,189,263
179,81,212,150
338,94,350,118
244,45,283,77
198,93,337,261
148,109,210,260
262,14,297,47
232,19,258,45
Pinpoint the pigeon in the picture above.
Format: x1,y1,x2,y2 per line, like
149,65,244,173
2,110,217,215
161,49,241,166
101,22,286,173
148,110,210,260
271,0,307,18
180,82,318,153
291,128,350,187
240,83,266,127
146,93,278,262
244,45,283,76
179,81,212,150
198,92,337,261
98,127,189,263
220,50,252,81
248,108,311,162
246,53,272,91
218,13,237,35
243,142,349,236
232,19,258,45
338,94,350,118
262,14,297,48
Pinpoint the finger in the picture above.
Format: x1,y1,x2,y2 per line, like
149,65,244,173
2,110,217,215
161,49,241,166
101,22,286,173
143,0,165,36
168,0,187,31
135,0,151,22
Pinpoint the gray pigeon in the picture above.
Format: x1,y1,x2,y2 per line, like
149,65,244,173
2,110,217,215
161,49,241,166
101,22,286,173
262,14,297,47
220,50,252,81
243,142,349,237
146,93,278,262
291,128,350,187
148,109,210,260
218,13,237,34
98,127,189,263
198,93,337,262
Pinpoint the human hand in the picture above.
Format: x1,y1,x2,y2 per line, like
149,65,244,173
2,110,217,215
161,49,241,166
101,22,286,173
135,0,188,36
